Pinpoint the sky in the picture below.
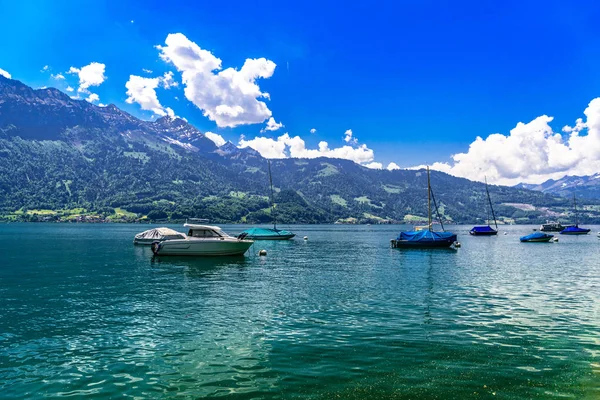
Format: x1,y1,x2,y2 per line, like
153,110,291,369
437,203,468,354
1,0,600,185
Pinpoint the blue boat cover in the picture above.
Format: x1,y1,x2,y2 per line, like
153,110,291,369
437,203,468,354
520,232,553,241
397,230,456,242
241,227,294,237
560,225,590,234
470,226,496,233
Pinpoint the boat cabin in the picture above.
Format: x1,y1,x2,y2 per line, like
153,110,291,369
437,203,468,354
184,224,226,238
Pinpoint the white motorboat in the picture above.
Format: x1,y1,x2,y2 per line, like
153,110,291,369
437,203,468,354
133,227,186,245
151,224,254,256
539,221,565,232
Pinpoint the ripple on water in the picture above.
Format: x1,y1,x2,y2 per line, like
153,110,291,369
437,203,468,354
1,224,600,398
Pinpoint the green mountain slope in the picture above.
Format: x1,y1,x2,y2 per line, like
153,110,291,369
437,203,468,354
2,76,599,224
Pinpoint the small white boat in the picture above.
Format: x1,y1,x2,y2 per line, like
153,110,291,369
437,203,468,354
151,223,254,256
133,227,186,245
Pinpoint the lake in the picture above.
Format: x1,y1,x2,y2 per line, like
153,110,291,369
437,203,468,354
1,223,599,399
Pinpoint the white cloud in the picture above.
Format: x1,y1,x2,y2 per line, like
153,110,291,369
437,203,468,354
143,68,153,74
98,103,107,107
261,117,284,132
66,86,74,92
157,33,276,128
238,133,375,164
364,162,383,169
310,128,317,134
387,162,401,171
344,129,358,145
427,97,600,185
51,73,65,80
86,93,99,103
205,131,226,147
160,71,178,88
0,67,11,79
68,62,106,93
41,65,49,72
125,74,177,117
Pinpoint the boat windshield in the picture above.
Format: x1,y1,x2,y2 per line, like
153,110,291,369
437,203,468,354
187,229,223,238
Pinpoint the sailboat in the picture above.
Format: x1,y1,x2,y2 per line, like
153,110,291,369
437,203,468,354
240,160,296,240
391,167,457,248
560,195,590,235
469,177,498,236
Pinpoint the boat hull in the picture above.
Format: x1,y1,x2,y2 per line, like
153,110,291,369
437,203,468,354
540,227,564,232
247,234,295,240
520,237,553,242
152,239,254,256
520,232,554,242
469,230,498,236
391,235,457,248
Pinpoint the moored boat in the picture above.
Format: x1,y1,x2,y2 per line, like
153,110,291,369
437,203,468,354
391,167,458,249
520,232,554,242
540,221,565,232
241,160,296,240
470,177,498,236
133,227,186,245
559,195,590,235
240,227,295,240
559,225,591,235
152,223,254,256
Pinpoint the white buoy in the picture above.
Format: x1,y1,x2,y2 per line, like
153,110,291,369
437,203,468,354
259,249,267,256
453,241,461,248
504,232,508,235
303,236,308,240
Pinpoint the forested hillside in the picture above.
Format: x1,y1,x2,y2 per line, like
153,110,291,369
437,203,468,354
2,76,599,224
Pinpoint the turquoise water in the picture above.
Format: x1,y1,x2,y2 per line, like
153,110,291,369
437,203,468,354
1,223,600,399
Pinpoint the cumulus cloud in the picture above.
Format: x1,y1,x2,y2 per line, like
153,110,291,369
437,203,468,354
41,65,49,72
261,117,284,132
66,86,74,92
344,129,358,145
427,97,600,185
86,93,100,103
205,131,226,147
310,128,317,134
160,71,178,88
387,162,401,171
143,68,153,74
0,67,11,79
238,133,375,164
52,73,65,80
125,74,175,117
68,62,106,93
364,162,383,169
157,33,276,128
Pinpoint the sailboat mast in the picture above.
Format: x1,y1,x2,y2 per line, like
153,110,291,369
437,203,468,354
485,176,498,230
574,194,578,226
268,160,276,229
427,166,432,231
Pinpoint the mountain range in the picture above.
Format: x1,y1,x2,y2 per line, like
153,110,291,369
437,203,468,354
2,75,599,224
515,174,600,200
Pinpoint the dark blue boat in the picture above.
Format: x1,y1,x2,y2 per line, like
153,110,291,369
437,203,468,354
520,232,554,242
470,225,497,236
392,167,458,249
559,195,590,235
470,177,498,236
392,230,457,248
559,225,590,235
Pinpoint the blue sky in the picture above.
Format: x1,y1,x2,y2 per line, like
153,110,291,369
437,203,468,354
2,0,600,184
